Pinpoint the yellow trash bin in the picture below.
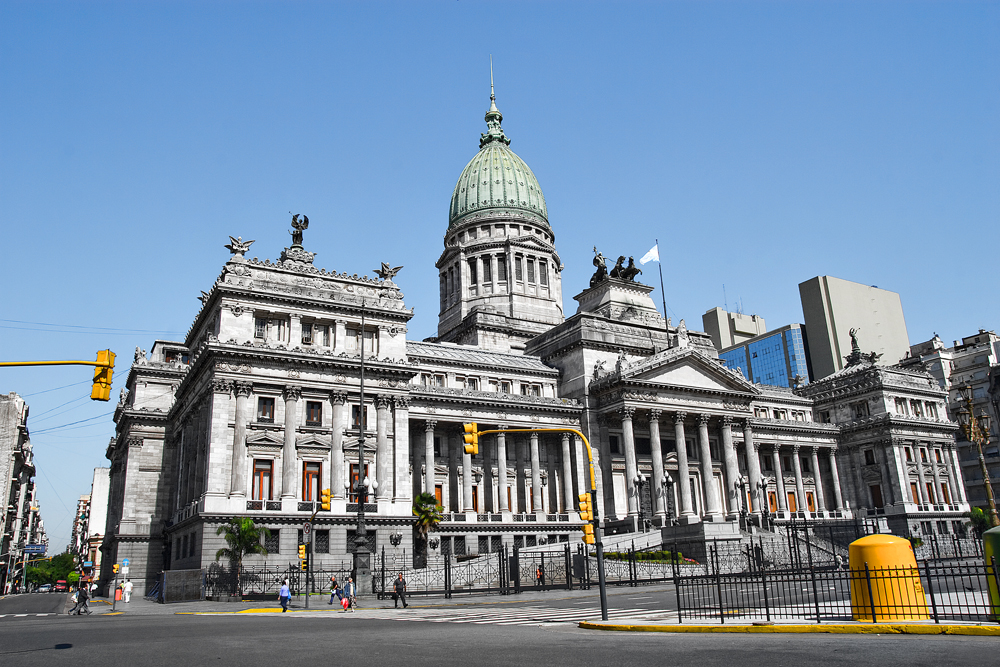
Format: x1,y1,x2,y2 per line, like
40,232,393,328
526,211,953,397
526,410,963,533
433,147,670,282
848,534,929,621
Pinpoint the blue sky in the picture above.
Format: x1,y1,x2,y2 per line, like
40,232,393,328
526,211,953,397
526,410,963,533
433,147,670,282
2,1,997,551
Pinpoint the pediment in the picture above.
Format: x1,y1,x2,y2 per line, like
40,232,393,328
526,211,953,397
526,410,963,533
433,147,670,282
246,430,283,446
624,349,758,396
296,434,331,451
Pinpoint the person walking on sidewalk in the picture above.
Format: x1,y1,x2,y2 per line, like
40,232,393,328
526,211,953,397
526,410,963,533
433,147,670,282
328,575,339,605
344,577,356,611
278,579,291,613
69,583,91,615
122,578,133,603
392,572,408,609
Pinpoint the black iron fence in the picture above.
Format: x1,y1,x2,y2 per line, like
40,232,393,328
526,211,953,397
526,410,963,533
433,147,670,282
675,551,1000,624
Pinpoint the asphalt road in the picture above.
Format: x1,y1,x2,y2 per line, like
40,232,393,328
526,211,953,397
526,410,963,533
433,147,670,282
0,606,997,667
0,594,68,615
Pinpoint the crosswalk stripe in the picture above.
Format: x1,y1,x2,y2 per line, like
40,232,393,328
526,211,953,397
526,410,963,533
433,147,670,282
378,606,659,626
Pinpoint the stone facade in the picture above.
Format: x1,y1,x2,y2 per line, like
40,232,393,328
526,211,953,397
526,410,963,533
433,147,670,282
99,92,972,591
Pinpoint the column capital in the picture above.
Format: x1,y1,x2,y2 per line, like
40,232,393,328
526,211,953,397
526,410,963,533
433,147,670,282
211,379,233,395
424,419,437,432
720,415,734,427
742,418,753,431
697,413,711,426
330,390,348,405
374,394,392,410
496,424,508,432
649,408,663,421
619,406,636,420
561,432,571,442
233,381,253,397
673,411,687,423
791,444,801,453
752,441,761,452
393,395,410,410
283,386,302,402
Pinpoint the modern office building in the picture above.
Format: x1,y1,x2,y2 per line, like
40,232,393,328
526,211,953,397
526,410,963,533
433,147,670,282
86,468,110,572
702,307,766,351
718,324,812,388
799,276,910,380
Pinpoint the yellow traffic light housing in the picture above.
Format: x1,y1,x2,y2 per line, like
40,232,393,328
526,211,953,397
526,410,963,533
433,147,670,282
320,488,331,511
578,493,592,521
298,543,308,571
463,422,479,456
582,524,595,545
90,349,115,401
112,564,119,574
298,544,306,559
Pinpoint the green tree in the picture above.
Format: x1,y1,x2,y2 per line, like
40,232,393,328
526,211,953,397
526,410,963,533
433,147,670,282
966,507,990,538
412,492,444,569
215,518,271,597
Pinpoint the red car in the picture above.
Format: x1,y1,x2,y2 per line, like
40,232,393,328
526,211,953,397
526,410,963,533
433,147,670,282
54,580,68,592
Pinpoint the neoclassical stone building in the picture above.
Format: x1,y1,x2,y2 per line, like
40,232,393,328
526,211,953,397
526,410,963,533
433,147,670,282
101,91,970,593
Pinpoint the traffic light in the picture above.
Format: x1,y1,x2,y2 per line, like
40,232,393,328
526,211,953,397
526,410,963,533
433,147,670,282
463,422,479,455
320,488,331,511
90,349,115,401
578,493,595,544
298,544,308,571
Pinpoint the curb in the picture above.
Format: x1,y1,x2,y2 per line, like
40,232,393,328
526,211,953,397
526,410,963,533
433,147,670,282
578,621,1000,636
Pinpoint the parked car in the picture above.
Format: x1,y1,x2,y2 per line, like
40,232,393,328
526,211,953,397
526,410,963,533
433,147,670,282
37,584,52,593
54,580,68,592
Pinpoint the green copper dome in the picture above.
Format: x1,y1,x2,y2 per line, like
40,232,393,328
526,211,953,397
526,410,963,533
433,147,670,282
448,94,548,229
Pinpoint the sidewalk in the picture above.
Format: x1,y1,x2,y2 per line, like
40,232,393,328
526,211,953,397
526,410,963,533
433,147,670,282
579,618,1000,636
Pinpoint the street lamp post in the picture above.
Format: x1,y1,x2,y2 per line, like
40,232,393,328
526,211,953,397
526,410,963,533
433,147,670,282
662,471,674,526
958,384,999,528
352,300,375,594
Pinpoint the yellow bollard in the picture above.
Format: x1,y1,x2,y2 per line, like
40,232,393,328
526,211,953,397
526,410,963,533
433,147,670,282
984,526,1000,620
848,534,929,622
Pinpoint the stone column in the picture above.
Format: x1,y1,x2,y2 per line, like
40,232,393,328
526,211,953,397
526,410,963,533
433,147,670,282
915,446,930,505
515,436,526,513
546,441,559,512
462,431,474,512
281,386,300,499
674,413,694,520
943,444,960,506
530,432,543,514
791,445,806,515
810,447,826,513
448,428,460,512
698,415,722,520
772,447,788,512
423,420,436,496
229,381,252,496
496,428,510,511
720,416,740,518
597,416,615,519
828,449,845,511
930,446,944,506
947,444,969,503
483,435,494,512
374,395,391,500
743,421,762,513
896,444,913,503
330,392,347,498
621,407,639,517
574,435,587,498
392,396,410,503
561,433,574,513
648,410,666,520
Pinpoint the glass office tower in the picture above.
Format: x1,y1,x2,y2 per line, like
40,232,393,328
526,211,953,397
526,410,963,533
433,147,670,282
719,324,812,388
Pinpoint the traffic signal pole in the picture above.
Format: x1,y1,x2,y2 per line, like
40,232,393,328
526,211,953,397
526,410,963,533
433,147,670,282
0,351,116,401
470,426,609,621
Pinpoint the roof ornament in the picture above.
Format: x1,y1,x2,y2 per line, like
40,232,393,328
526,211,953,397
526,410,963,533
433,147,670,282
280,212,317,266
289,213,309,248
480,55,510,149
374,262,404,282
844,327,882,366
225,236,255,260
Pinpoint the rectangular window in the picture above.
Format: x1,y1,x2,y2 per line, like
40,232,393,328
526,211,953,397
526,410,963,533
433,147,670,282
905,447,913,462
935,449,942,463
806,492,816,512
926,482,936,504
782,456,791,471
303,461,321,501
253,459,273,500
515,256,523,281
272,318,287,342
941,483,951,505
763,457,773,471
352,405,367,429
306,401,322,426
482,258,491,282
255,318,267,339
468,258,478,285
925,402,938,419
527,259,535,283
349,463,370,503
346,328,359,351
497,255,507,281
319,324,330,346
609,435,621,455
363,329,378,355
539,261,548,286
920,448,928,463
264,529,280,554
315,529,330,554
257,397,275,423
870,484,884,508
801,456,811,473
301,323,313,345
500,381,511,394
787,492,798,513
911,482,919,503
768,492,778,512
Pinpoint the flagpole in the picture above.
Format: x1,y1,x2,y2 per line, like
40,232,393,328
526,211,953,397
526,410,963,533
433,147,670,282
655,238,668,330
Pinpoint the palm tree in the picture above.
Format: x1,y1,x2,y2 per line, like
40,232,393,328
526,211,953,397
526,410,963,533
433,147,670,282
412,492,444,569
215,518,271,597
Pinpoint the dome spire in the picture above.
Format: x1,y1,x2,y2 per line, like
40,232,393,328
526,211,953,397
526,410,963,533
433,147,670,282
481,55,510,149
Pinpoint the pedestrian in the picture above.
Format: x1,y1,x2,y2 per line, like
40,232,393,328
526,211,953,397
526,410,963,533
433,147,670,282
392,572,407,609
328,575,339,605
122,578,133,603
536,565,545,587
344,577,356,612
70,583,92,615
278,578,291,613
